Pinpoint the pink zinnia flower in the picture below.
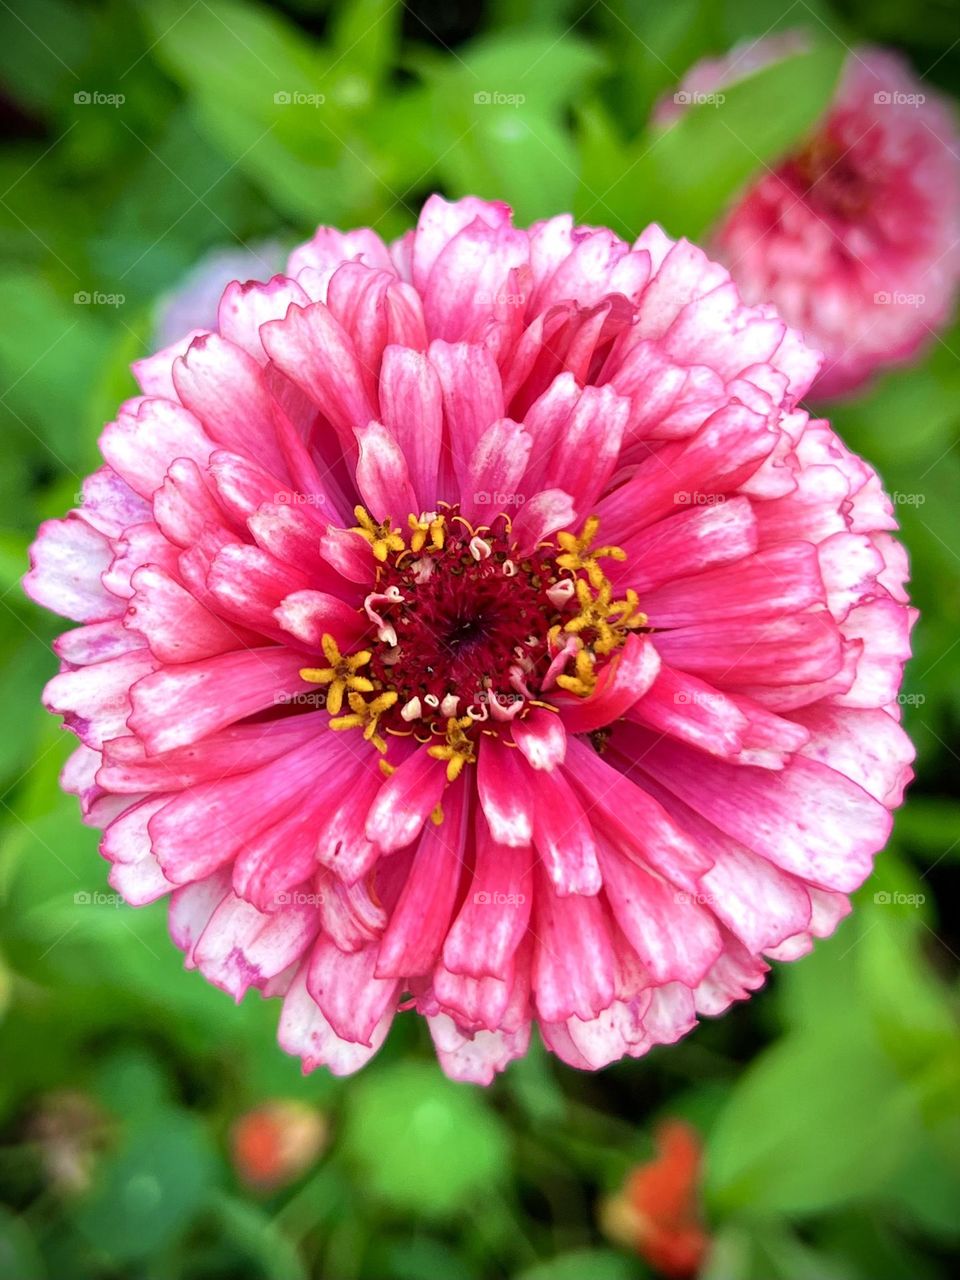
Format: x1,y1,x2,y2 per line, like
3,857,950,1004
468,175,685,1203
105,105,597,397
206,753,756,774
25,196,915,1083
685,43,960,396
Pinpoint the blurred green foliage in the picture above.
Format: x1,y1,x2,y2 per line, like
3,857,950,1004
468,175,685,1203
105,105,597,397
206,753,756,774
1,1,959,1278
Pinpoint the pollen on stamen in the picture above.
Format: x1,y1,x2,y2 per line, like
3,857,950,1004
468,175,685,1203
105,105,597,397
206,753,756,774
302,505,644,771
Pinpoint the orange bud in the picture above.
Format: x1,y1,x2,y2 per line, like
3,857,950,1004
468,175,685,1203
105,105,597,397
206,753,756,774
231,1100,328,1191
600,1119,709,1279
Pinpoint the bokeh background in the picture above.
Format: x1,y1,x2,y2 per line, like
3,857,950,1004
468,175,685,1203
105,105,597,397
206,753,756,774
2,1,959,1277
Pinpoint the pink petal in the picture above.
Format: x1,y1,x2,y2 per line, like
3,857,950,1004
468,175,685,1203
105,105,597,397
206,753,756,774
278,964,391,1075
557,634,661,734
598,840,723,985
217,275,310,363
533,870,616,1021
376,778,468,977
532,766,602,896
307,937,398,1046
378,345,443,509
477,734,534,847
25,516,119,623
354,421,418,520
127,647,310,754
442,816,532,979
172,333,289,478
101,399,213,500
365,749,448,854
511,708,566,770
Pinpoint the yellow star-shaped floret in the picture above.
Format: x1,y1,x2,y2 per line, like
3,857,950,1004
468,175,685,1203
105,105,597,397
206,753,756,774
329,689,399,753
407,511,445,555
555,646,598,697
427,716,477,782
556,516,626,589
299,635,375,715
351,505,405,562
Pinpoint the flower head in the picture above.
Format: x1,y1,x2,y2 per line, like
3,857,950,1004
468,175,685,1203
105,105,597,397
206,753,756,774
25,195,914,1083
670,41,960,396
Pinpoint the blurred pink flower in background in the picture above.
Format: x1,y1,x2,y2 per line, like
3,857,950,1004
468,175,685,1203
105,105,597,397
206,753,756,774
660,40,960,396
153,240,287,350
25,195,914,1083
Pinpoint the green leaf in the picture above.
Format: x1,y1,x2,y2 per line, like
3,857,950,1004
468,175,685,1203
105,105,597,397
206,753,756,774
208,1193,308,1280
329,0,401,88
703,1222,862,1280
341,1062,510,1218
143,0,394,225
895,798,960,861
0,0,92,120
0,1205,46,1280
0,273,111,474
72,1110,217,1262
516,1249,643,1280
416,30,605,223
706,1030,916,1215
583,44,845,238
441,111,582,224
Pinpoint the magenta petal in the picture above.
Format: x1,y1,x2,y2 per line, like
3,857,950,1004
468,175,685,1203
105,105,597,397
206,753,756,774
128,647,310,755
557,634,660,734
442,816,532,979
532,767,602,896
477,735,534,847
365,749,448,854
306,937,398,1046
376,778,468,977
511,708,566,770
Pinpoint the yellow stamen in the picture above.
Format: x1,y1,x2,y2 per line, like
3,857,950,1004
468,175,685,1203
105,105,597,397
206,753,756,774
556,516,627,589
299,635,374,715
427,716,477,782
351,505,405,562
408,511,446,554
329,689,399,753
555,647,598,697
